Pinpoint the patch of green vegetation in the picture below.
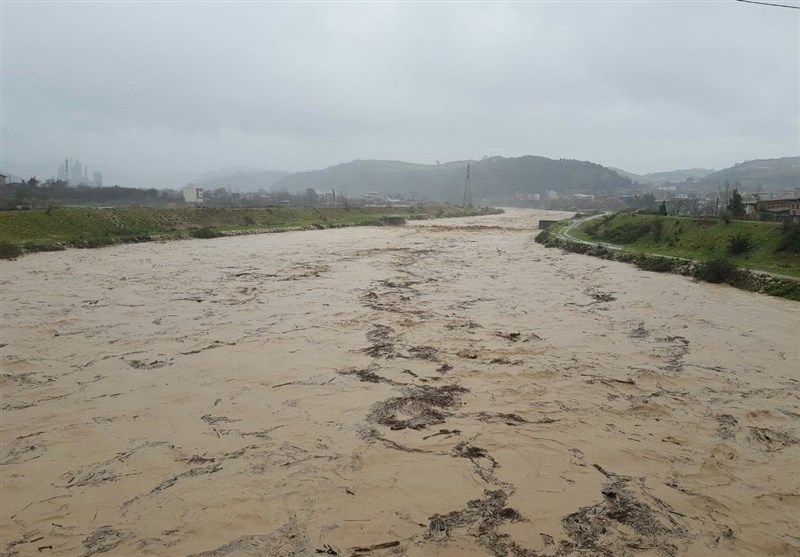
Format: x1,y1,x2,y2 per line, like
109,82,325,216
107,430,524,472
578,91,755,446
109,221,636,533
694,256,741,284
760,280,800,301
777,223,800,254
635,256,679,273
0,241,22,259
565,223,595,242
0,205,500,257
188,227,224,239
727,232,752,255
534,228,550,244
601,220,651,244
578,212,800,277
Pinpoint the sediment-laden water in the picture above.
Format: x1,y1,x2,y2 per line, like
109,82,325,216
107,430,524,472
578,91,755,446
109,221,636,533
1,208,797,556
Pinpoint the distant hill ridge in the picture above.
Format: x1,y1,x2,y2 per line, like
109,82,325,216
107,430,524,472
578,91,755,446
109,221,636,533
266,156,634,201
193,155,798,200
610,167,716,185
190,169,290,192
611,156,798,191
697,157,799,191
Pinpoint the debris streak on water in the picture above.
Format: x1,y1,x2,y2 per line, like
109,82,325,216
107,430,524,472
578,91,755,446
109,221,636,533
1,208,798,556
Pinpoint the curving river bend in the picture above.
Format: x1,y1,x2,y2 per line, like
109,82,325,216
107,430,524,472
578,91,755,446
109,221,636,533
1,208,798,556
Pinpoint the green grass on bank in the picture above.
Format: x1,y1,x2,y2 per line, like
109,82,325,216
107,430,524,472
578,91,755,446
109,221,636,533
0,205,496,257
576,212,800,277
564,223,595,243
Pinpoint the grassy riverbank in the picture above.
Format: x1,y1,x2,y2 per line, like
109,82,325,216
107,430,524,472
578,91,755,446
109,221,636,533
537,213,800,300
578,212,800,278
0,205,500,258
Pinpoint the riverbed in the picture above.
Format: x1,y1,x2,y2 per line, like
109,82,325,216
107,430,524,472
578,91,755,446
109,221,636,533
1,208,797,556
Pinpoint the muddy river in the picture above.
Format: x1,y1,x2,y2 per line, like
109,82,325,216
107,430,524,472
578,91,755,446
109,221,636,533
1,208,798,556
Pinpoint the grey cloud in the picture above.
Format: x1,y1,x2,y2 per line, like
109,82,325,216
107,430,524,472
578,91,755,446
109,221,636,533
2,1,798,186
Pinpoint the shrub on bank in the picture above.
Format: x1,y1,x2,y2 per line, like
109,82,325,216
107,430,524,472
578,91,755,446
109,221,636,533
650,220,664,243
727,233,752,255
601,220,651,244
777,224,800,254
584,220,602,238
694,256,740,284
82,237,115,248
0,241,22,259
189,228,223,239
534,229,550,244
23,242,66,253
761,280,800,301
636,256,678,273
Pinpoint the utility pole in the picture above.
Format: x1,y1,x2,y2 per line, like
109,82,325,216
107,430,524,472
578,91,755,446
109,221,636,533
463,163,472,208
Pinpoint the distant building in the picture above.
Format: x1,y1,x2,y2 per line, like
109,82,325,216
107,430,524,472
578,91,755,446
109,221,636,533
92,171,103,187
57,158,93,186
0,174,6,188
57,161,68,182
183,186,204,204
361,191,383,205
759,197,800,223
72,160,83,185
742,197,759,217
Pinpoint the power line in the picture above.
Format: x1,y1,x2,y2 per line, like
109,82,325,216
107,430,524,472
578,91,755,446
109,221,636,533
463,163,472,208
734,0,800,9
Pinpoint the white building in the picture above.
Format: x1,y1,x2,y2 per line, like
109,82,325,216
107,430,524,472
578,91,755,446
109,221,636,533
183,187,204,204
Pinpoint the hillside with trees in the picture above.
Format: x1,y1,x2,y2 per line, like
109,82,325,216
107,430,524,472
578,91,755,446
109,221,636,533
695,157,799,191
271,156,635,201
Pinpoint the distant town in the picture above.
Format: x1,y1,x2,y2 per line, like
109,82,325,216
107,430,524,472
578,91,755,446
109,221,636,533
1,154,798,224
56,158,103,188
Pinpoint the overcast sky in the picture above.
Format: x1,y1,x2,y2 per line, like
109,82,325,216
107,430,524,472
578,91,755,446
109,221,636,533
2,1,798,187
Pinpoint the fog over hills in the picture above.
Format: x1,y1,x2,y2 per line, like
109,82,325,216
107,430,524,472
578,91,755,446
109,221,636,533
189,170,290,192
192,167,263,182
609,167,717,185
265,156,635,201
695,157,800,191
610,157,799,191
7,154,795,200
191,154,798,202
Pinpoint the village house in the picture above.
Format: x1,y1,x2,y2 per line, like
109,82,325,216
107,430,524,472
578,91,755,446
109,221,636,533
742,197,759,217
759,197,800,223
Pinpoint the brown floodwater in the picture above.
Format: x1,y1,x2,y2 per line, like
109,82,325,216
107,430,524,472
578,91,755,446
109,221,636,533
1,208,798,556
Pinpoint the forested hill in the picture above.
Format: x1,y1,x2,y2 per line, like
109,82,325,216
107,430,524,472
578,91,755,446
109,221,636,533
272,156,635,201
695,157,799,191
